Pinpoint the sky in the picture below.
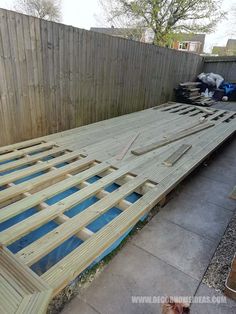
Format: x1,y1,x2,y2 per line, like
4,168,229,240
0,0,235,53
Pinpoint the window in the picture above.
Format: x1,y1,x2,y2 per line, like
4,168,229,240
178,42,188,50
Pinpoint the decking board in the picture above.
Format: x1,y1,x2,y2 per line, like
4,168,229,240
0,247,52,314
0,103,235,312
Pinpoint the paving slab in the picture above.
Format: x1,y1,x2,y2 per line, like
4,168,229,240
62,297,100,314
181,174,236,212
207,148,236,167
197,155,236,186
133,217,216,280
191,283,236,314
213,101,236,111
78,244,199,314
217,135,236,160
200,123,236,169
217,137,236,160
158,193,233,241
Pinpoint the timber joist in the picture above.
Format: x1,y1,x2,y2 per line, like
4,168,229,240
0,103,235,313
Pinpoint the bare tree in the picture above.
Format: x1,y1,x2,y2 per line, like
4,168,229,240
100,0,226,46
14,0,61,22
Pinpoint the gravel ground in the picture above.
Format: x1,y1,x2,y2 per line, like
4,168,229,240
203,212,236,292
47,262,106,314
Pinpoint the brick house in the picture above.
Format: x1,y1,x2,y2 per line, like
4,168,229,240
171,33,205,54
90,27,205,54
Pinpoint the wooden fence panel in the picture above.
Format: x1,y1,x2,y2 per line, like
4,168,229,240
203,56,236,83
0,8,204,146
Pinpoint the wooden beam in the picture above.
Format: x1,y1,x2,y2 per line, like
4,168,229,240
7,182,94,242
17,175,146,266
0,150,82,187
163,144,192,167
0,246,52,313
30,123,236,295
115,133,139,160
0,138,46,155
0,142,56,163
0,157,94,204
41,186,160,295
0,161,109,223
131,122,214,156
0,146,66,173
0,165,135,245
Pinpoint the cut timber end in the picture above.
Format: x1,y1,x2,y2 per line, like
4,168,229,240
163,144,192,167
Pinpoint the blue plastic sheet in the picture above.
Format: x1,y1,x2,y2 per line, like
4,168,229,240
0,161,143,276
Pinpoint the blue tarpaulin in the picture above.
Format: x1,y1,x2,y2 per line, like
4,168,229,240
0,161,144,276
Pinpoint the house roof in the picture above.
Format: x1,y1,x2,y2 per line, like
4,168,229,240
212,46,227,56
90,28,206,48
212,46,226,51
174,33,205,45
226,39,236,49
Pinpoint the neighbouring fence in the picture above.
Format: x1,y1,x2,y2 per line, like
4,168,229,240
203,56,236,82
0,8,204,146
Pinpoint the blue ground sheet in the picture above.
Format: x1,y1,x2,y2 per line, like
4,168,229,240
0,156,145,276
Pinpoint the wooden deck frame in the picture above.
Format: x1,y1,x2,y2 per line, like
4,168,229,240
0,103,235,313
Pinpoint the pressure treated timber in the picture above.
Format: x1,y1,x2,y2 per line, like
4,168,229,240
0,146,67,173
16,175,147,266
42,119,236,295
0,161,109,223
115,133,140,160
163,144,192,166
6,182,94,243
0,142,56,163
0,166,151,245
0,246,52,314
0,8,204,147
131,121,215,155
0,138,47,154
0,103,235,312
0,150,84,187
0,157,95,204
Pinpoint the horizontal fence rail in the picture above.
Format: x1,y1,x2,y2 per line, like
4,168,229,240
0,8,203,146
203,56,236,83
